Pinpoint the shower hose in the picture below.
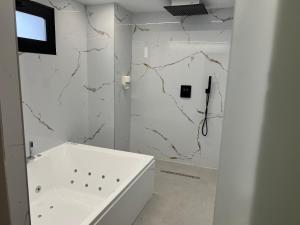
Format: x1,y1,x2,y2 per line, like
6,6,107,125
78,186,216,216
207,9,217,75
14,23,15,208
202,90,210,136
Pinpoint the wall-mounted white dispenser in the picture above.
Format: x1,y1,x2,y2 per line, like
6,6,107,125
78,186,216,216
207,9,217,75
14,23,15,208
122,75,131,90
144,46,149,58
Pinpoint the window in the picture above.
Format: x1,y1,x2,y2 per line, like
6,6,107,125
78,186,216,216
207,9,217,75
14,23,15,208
16,0,56,55
16,11,47,41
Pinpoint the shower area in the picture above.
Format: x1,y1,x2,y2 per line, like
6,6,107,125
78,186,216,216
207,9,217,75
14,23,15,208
17,0,234,224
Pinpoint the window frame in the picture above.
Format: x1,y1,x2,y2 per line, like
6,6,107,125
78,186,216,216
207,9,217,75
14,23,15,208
16,0,56,55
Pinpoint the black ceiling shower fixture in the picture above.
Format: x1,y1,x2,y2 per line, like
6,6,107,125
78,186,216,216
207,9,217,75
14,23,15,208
164,0,208,16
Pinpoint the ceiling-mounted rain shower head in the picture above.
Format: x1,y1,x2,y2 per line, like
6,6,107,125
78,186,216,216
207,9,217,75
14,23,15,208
164,0,208,16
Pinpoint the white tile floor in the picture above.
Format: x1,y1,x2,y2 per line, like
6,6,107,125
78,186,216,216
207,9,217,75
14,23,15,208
133,160,217,225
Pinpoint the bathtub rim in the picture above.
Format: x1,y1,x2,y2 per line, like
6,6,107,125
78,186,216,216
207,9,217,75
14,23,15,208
27,142,155,225
30,142,154,162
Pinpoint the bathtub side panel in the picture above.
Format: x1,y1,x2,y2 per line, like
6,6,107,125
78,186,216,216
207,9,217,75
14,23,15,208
94,162,155,225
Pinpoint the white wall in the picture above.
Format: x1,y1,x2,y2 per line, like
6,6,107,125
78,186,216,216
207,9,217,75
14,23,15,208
85,3,132,150
0,0,30,224
214,0,300,225
130,9,233,169
114,4,132,151
19,1,132,152
18,1,233,170
19,0,89,154
85,3,115,148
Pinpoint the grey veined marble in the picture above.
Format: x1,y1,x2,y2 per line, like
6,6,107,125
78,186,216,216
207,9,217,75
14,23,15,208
130,9,233,169
19,0,233,170
19,1,133,154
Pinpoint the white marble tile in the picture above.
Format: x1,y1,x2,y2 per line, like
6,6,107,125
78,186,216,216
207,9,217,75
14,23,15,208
85,3,115,148
114,4,132,151
19,1,132,153
19,0,232,170
19,0,89,154
130,9,233,169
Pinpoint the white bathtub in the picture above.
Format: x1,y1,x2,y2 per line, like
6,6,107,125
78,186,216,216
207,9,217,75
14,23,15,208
26,143,155,225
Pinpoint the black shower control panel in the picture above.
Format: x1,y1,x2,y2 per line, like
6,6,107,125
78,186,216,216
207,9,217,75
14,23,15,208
180,85,192,98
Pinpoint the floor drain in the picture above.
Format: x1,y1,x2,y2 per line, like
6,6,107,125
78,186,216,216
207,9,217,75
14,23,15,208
102,175,105,179
88,172,92,176
50,205,54,209
74,169,78,173
70,180,74,184
37,214,42,218
85,184,89,187
160,170,201,180
116,178,120,182
98,187,102,191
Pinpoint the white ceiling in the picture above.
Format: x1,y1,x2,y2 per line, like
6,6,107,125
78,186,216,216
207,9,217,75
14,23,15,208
76,0,235,13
